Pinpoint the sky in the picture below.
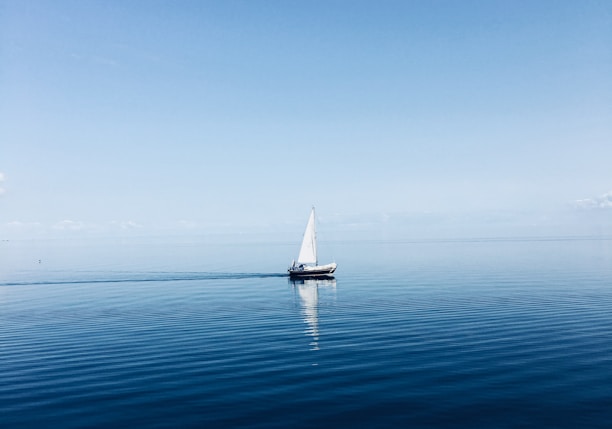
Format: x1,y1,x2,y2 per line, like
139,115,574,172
1,0,611,239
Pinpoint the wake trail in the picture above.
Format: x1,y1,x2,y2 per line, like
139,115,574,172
0,272,289,287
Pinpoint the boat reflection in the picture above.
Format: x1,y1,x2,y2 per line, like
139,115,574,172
290,276,336,351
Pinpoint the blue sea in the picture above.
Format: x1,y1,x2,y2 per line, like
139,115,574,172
2,235,612,428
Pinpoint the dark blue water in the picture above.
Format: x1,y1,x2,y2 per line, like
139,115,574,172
2,236,612,427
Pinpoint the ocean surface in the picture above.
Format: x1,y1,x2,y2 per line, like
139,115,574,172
2,235,612,428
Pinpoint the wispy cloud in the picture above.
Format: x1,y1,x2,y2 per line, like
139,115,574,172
177,220,199,229
53,219,88,231
0,172,6,195
5,220,43,229
91,55,119,67
574,191,612,209
111,220,143,230
70,52,119,67
2,220,149,237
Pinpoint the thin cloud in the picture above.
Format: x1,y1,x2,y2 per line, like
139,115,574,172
53,220,86,231
177,220,199,229
111,220,143,230
0,172,5,195
5,221,43,229
70,52,119,67
574,191,612,209
91,55,119,67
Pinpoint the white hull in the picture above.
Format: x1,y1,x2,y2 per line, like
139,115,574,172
288,262,337,277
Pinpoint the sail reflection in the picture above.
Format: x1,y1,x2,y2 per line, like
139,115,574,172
291,277,336,351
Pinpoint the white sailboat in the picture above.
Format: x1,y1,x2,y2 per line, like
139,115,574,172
288,207,337,277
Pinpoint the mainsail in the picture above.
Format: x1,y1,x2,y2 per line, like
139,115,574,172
297,208,317,264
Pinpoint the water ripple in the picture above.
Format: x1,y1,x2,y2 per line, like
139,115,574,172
3,240,612,427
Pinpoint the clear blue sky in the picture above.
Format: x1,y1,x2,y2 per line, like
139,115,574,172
1,1,611,238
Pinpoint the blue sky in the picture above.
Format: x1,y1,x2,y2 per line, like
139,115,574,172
1,1,611,238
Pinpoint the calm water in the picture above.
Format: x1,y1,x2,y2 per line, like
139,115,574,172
2,236,612,428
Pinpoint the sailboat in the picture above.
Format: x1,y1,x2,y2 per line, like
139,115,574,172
288,207,337,277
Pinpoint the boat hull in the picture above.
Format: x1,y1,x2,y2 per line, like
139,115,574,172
288,262,337,277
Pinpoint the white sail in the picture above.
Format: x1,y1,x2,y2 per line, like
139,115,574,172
297,208,317,264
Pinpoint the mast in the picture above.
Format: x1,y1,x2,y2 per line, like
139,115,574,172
312,206,318,265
